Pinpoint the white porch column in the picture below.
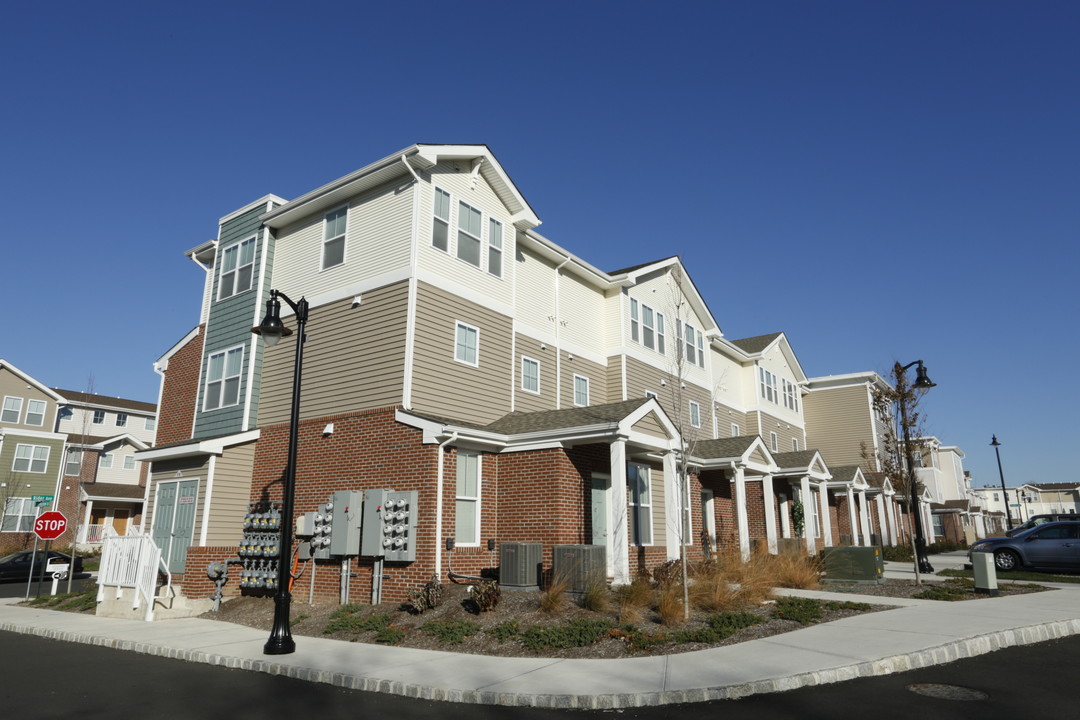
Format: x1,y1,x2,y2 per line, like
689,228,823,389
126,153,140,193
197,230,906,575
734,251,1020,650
762,474,777,554
779,491,791,539
923,502,935,544
800,475,814,554
663,451,680,561
609,439,630,584
846,487,858,546
733,465,750,561
888,499,899,546
875,495,888,546
819,485,833,547
859,490,872,545
80,500,94,544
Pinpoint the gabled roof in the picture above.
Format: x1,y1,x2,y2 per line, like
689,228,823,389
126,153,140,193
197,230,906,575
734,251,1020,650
826,465,868,489
483,399,651,435
1026,482,1080,492
0,359,65,403
691,435,775,474
52,389,156,413
723,332,808,383
729,333,783,355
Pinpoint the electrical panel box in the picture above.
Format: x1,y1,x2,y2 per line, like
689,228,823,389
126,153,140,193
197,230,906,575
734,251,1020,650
237,501,282,591
361,489,418,562
329,490,363,557
821,546,885,584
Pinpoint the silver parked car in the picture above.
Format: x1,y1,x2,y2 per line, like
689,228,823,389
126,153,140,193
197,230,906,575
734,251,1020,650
969,521,1080,573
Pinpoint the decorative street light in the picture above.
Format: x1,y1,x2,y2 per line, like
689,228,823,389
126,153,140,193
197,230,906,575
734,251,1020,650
896,360,936,576
252,289,309,655
990,435,1013,530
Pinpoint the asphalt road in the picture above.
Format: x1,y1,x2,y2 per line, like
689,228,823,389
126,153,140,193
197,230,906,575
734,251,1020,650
2,630,1077,720
0,575,95,599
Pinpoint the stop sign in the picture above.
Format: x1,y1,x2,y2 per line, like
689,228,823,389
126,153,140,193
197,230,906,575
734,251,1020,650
34,511,68,540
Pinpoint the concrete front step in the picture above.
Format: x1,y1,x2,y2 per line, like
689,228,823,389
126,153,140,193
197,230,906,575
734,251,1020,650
96,585,214,621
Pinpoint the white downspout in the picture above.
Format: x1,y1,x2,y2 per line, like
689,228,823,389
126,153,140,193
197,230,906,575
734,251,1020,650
434,432,458,579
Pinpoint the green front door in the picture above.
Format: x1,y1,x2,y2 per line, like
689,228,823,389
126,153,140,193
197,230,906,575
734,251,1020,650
151,480,199,574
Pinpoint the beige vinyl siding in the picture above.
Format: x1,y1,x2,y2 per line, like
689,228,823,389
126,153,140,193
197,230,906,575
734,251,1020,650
95,443,142,485
271,178,413,300
804,385,878,468
258,282,409,425
651,464,666,543
0,371,55,431
559,271,607,355
624,356,665,401
148,456,209,532
604,291,624,352
514,246,558,339
632,411,667,440
605,354,625,403
57,407,156,444
560,353,607,408
756,411,803,453
417,163,515,307
715,404,750,438
204,442,255,546
515,334,557,413
623,356,713,436
411,282,513,425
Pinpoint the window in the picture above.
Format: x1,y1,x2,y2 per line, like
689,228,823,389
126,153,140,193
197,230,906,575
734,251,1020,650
115,412,128,427
628,463,653,545
782,378,800,412
454,322,479,366
218,236,257,299
931,513,945,537
13,444,50,473
2,396,22,424
99,453,113,469
770,432,778,452
731,423,740,436
993,493,1000,502
792,438,800,452
645,391,658,399
65,450,82,476
488,218,503,278
204,346,244,411
1,498,38,532
629,298,665,354
689,401,701,428
574,375,590,406
24,399,46,426
759,368,778,404
456,201,483,267
123,455,137,471
521,357,540,394
681,322,705,368
322,207,347,269
92,410,105,424
455,451,481,545
145,416,157,431
432,187,451,251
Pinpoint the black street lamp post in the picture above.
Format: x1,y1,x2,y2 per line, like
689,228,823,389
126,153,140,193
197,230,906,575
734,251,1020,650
252,289,309,655
896,360,936,576
991,435,1013,530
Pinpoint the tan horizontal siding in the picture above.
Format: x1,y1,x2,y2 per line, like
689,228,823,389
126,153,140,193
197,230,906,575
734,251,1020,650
205,442,255,546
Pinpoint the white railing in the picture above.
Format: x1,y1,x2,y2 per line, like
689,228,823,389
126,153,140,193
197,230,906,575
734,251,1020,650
97,527,171,621
84,524,107,544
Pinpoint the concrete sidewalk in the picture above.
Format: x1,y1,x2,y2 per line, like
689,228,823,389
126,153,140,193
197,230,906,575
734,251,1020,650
2,564,1078,708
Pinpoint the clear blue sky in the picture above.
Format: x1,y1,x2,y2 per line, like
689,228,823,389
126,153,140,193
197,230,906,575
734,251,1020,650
2,1,1075,489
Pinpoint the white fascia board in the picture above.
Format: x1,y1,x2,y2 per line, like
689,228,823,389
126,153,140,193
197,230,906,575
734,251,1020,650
219,194,289,226
0,359,66,403
185,239,217,266
135,429,259,461
154,326,201,371
519,231,624,290
415,145,541,229
97,434,150,451
772,335,809,384
805,372,891,392
712,337,753,362
0,427,66,441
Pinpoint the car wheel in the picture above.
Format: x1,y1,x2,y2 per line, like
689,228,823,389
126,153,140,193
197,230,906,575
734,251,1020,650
994,549,1021,572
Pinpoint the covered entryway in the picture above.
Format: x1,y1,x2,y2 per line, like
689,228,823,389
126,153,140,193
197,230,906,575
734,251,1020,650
151,479,199,574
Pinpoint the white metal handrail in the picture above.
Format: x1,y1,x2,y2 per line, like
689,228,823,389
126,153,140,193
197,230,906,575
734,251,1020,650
97,527,171,621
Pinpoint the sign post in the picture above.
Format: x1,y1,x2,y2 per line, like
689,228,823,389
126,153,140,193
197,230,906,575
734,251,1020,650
26,512,68,599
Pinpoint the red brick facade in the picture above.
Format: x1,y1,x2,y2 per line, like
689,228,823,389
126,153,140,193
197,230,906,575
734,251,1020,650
156,327,204,447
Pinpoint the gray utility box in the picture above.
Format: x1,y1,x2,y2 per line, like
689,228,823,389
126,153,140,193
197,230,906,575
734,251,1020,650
971,551,999,596
551,544,606,593
360,489,419,562
499,542,542,588
822,546,884,584
329,490,364,557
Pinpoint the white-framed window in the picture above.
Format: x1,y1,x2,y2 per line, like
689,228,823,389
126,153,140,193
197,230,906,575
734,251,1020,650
628,463,653,545
218,236,257,299
488,218,503,278
454,322,479,366
99,453,113,470
573,375,590,406
322,206,347,270
680,322,706,368
123,455,137,471
2,396,23,424
792,438,800,452
204,346,244,411
432,187,451,251
1,497,38,532
782,378,800,412
457,200,483,267
993,492,1000,502
65,449,82,476
145,416,157,431
455,450,481,545
645,390,658,399
521,357,540,394
13,444,50,473
24,399,46,426
689,400,701,428
731,423,740,437
770,432,778,452
115,412,128,427
759,368,778,404
92,410,105,424
629,298,665,354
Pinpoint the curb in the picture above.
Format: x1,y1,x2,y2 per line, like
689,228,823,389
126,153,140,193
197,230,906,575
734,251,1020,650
3,616,1080,707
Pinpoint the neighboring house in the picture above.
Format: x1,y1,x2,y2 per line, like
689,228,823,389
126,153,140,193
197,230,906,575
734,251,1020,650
138,144,888,602
972,483,1080,527
0,359,157,553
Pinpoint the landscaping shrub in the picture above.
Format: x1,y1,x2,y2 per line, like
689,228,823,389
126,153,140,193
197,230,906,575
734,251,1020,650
651,559,683,588
468,579,501,613
670,611,764,644
323,610,391,635
375,625,407,644
521,619,617,652
771,596,824,625
657,584,684,625
421,620,481,644
489,621,521,642
404,574,444,614
540,571,570,613
581,574,610,612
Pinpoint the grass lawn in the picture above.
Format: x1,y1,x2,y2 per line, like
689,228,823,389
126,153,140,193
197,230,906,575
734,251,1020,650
939,568,1080,584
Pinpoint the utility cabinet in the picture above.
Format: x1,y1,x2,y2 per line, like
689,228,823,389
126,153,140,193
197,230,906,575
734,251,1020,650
237,501,281,590
499,542,542,588
360,489,419,562
551,544,606,593
822,546,885,584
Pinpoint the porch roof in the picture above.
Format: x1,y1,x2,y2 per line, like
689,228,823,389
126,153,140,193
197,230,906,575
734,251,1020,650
80,482,145,501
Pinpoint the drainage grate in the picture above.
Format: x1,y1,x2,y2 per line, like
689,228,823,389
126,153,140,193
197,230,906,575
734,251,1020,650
907,684,989,701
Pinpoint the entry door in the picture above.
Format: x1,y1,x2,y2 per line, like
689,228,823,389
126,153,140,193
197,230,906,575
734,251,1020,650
591,473,611,546
112,510,130,535
152,480,199,574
